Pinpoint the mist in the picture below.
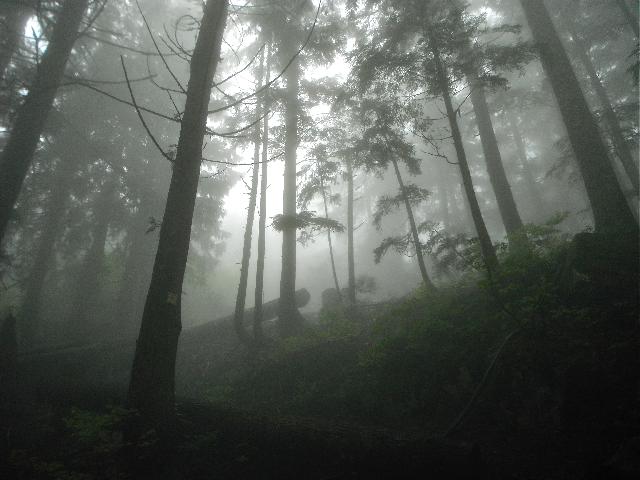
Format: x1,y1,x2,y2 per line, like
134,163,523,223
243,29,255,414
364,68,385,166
0,0,638,478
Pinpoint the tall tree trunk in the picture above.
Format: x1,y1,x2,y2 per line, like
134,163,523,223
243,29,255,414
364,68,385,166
127,0,229,427
233,50,265,346
0,1,30,81
319,169,342,300
67,182,115,343
469,78,525,238
254,42,272,342
346,157,356,305
519,0,637,234
616,0,639,37
19,156,76,347
391,157,436,291
429,36,499,273
0,0,90,244
452,0,524,239
562,16,639,195
507,114,546,212
278,33,303,337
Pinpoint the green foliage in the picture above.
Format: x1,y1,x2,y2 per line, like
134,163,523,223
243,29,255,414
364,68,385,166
372,184,430,228
272,211,344,246
202,220,636,434
63,407,128,454
373,234,411,264
7,405,131,480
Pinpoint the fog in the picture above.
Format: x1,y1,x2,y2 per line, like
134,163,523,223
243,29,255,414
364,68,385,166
0,0,638,478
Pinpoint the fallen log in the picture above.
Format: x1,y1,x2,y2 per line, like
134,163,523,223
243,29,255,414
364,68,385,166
182,288,310,344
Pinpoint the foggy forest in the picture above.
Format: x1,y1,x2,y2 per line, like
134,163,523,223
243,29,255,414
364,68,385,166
0,0,638,478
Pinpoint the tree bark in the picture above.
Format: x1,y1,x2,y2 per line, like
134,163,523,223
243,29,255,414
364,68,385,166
19,156,76,347
429,36,499,273
0,0,90,244
233,51,265,346
278,31,304,337
391,157,436,290
346,157,356,305
469,78,525,238
254,42,272,343
562,16,639,195
519,0,637,235
127,0,229,427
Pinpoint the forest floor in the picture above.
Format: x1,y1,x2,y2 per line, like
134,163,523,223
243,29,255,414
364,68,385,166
2,232,639,479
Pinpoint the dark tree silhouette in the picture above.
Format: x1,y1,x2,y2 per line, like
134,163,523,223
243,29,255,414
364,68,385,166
127,0,229,427
519,0,637,234
428,30,499,273
0,0,91,243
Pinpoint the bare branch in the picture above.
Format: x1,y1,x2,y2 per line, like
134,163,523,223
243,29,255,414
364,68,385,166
135,0,186,94
121,56,174,163
207,0,323,115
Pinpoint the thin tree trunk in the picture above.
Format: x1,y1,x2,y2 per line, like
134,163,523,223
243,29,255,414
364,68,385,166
519,0,637,234
67,182,115,343
469,78,525,238
233,50,265,346
507,114,546,211
278,34,303,337
254,42,272,343
346,157,356,305
391,157,436,290
429,36,499,273
562,16,639,195
616,0,639,37
19,156,76,347
0,0,90,244
127,0,229,427
319,169,342,300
